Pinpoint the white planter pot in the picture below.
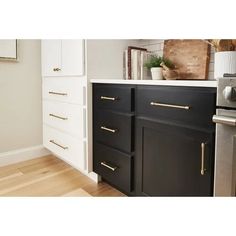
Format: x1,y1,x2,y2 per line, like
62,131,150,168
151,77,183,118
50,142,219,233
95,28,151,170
214,51,236,79
151,67,163,80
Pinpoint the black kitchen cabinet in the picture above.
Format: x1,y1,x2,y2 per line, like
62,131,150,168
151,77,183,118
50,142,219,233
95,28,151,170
135,85,216,196
135,118,215,196
93,84,135,195
93,83,216,196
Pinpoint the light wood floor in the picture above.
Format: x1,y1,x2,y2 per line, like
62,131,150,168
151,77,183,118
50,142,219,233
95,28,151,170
0,155,125,197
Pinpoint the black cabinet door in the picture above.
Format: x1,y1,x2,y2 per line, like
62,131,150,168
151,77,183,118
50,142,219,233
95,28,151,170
135,118,215,196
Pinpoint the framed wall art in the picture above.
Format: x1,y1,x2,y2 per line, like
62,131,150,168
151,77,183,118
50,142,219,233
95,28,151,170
0,40,17,61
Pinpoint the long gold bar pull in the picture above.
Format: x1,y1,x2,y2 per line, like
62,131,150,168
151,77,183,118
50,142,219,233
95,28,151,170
100,96,117,101
49,140,68,150
49,113,68,120
201,142,206,175
49,91,68,96
100,161,117,171
150,101,190,110
100,126,117,133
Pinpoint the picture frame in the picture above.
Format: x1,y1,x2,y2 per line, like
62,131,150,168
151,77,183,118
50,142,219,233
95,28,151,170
0,39,18,61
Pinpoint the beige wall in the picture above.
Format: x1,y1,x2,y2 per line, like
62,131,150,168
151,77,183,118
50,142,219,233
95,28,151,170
0,40,42,153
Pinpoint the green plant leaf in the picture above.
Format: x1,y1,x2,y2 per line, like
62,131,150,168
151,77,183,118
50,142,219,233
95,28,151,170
144,55,174,69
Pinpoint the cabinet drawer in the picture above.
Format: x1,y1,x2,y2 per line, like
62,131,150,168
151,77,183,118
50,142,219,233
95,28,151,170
93,84,134,112
43,101,85,138
136,86,216,129
43,77,84,105
94,110,133,152
93,143,132,193
43,125,85,170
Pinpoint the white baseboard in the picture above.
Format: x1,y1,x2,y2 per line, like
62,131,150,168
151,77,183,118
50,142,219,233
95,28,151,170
0,145,51,167
86,171,100,183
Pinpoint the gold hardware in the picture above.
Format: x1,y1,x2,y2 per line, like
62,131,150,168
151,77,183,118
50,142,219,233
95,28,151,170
201,142,206,175
49,91,68,96
49,140,68,150
101,126,117,133
100,96,117,101
49,113,68,120
100,161,117,171
53,68,61,72
150,101,190,110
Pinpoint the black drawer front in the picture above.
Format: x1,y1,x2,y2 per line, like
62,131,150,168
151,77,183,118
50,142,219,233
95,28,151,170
93,143,132,193
93,84,134,112
136,86,216,129
94,110,133,153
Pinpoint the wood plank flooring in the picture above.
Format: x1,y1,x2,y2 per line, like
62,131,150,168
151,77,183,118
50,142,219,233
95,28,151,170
0,155,125,197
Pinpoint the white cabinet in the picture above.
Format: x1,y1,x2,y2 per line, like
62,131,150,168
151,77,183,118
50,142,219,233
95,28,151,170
41,39,84,77
43,125,85,170
41,39,133,179
42,39,86,172
42,77,84,105
41,40,61,76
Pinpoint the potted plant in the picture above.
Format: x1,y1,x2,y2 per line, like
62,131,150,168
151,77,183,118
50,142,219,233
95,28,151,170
144,55,173,80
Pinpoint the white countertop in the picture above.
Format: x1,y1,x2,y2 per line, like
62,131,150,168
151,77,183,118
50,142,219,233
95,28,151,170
90,79,217,87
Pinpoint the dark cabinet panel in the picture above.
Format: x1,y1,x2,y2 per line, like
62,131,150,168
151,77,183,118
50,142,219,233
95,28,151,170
94,110,134,153
136,86,216,130
93,143,133,193
93,84,134,113
136,118,215,196
93,83,216,196
93,83,135,195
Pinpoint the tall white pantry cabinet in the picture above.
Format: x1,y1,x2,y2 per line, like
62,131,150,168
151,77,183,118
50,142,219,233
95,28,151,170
41,39,133,180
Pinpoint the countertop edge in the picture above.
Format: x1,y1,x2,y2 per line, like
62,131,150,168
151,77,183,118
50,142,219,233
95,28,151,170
90,79,218,88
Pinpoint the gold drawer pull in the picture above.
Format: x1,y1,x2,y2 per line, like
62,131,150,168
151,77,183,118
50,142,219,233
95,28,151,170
100,96,117,101
53,68,61,71
100,161,117,171
150,101,190,110
49,113,68,120
201,142,206,175
101,126,117,133
49,140,68,150
49,91,68,96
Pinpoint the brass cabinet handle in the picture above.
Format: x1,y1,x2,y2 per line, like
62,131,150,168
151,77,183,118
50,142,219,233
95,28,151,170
53,68,61,71
100,161,117,171
150,101,190,110
201,142,206,175
100,96,118,101
101,126,117,133
49,91,68,96
49,140,68,150
49,113,68,120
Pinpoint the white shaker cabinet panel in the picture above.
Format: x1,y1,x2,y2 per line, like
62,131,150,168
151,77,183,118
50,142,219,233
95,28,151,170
61,40,84,76
42,77,84,105
41,40,62,77
41,40,84,77
43,100,85,139
43,125,85,170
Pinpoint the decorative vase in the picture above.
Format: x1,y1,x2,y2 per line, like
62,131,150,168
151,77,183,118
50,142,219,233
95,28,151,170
151,67,163,80
214,51,236,79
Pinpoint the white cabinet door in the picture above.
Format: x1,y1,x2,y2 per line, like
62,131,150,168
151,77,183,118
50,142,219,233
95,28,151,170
41,40,62,77
41,39,84,77
61,40,84,76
